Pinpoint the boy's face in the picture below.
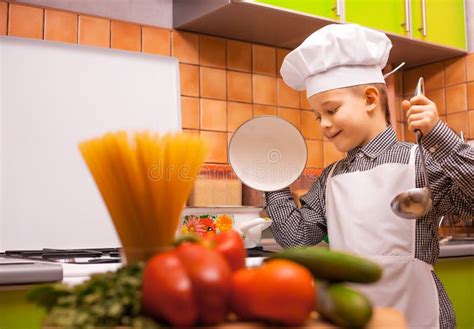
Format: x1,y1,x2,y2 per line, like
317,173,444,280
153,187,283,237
308,87,375,153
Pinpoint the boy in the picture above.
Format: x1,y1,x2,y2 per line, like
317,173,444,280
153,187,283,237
265,24,473,329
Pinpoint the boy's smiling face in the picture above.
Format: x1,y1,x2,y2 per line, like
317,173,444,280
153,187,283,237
308,86,386,153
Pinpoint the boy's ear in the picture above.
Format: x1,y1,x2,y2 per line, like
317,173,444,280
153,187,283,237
364,86,379,112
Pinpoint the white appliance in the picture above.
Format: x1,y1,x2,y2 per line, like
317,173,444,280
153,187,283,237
0,36,182,251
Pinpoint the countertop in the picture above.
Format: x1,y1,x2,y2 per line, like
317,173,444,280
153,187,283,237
438,239,474,258
260,238,474,258
41,308,407,329
216,308,406,328
1,238,471,287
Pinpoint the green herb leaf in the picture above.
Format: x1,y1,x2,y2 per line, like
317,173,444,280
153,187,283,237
28,262,164,328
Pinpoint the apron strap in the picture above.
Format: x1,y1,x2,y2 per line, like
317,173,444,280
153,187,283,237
327,160,341,179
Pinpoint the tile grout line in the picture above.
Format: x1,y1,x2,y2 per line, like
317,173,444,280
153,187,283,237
224,38,229,137
169,29,172,57
197,33,201,133
140,25,143,53
41,7,45,40
251,44,255,119
139,23,142,52
4,2,8,36
196,127,322,141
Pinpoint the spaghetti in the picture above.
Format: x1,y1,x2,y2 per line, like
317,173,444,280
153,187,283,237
79,131,206,263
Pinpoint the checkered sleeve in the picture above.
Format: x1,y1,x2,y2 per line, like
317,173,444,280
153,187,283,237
423,120,474,218
264,166,333,248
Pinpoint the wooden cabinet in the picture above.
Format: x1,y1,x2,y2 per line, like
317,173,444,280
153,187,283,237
255,0,341,21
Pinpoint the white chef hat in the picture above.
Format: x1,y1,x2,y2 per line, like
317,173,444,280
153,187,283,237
280,23,392,98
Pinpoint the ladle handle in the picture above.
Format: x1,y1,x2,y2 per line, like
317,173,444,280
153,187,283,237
413,77,430,191
415,129,431,191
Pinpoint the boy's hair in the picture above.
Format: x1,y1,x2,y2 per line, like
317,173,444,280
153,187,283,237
350,83,390,125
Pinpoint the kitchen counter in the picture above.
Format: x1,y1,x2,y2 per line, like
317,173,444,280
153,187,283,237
1,238,471,286
439,239,474,258
260,238,474,258
2,240,471,328
217,308,407,328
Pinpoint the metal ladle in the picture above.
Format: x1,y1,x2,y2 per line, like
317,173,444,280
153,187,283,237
390,77,433,219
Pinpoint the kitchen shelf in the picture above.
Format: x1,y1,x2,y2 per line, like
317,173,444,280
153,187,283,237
173,0,466,69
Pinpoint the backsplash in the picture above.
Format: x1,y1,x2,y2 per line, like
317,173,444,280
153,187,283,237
1,1,472,169
172,29,345,167
399,55,474,142
0,1,344,169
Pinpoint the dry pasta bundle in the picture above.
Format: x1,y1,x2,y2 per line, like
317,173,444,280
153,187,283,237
79,131,206,263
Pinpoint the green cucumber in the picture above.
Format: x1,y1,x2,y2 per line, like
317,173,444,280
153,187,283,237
267,247,382,283
317,283,373,328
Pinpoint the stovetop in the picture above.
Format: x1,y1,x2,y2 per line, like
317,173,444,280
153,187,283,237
246,246,275,258
0,246,274,265
0,248,121,264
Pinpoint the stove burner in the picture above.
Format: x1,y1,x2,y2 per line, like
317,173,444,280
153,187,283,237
246,246,275,258
1,246,273,264
2,248,121,264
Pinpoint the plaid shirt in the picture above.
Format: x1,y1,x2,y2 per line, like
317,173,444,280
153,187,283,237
265,121,474,328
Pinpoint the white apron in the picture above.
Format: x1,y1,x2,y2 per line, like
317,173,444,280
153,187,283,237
325,145,440,329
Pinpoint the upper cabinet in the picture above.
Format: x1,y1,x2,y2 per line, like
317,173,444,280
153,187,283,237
411,0,466,49
252,0,466,49
254,0,342,21
345,0,409,36
173,0,467,68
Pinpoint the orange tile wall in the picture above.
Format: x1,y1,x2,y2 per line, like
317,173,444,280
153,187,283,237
1,2,471,168
0,2,344,169
399,55,474,142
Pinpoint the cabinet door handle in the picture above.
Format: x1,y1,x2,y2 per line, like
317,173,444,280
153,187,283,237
404,0,411,32
332,0,341,17
419,0,427,36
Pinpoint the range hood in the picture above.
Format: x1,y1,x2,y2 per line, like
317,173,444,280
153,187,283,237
173,0,466,69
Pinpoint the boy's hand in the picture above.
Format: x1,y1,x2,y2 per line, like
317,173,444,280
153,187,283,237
402,95,439,136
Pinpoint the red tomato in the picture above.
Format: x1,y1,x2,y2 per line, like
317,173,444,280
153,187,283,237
176,243,233,325
231,259,316,326
141,250,197,327
230,267,259,321
252,259,316,326
211,231,246,272
174,230,246,272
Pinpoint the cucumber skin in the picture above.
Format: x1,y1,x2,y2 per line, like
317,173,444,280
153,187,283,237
317,283,373,328
267,247,382,283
